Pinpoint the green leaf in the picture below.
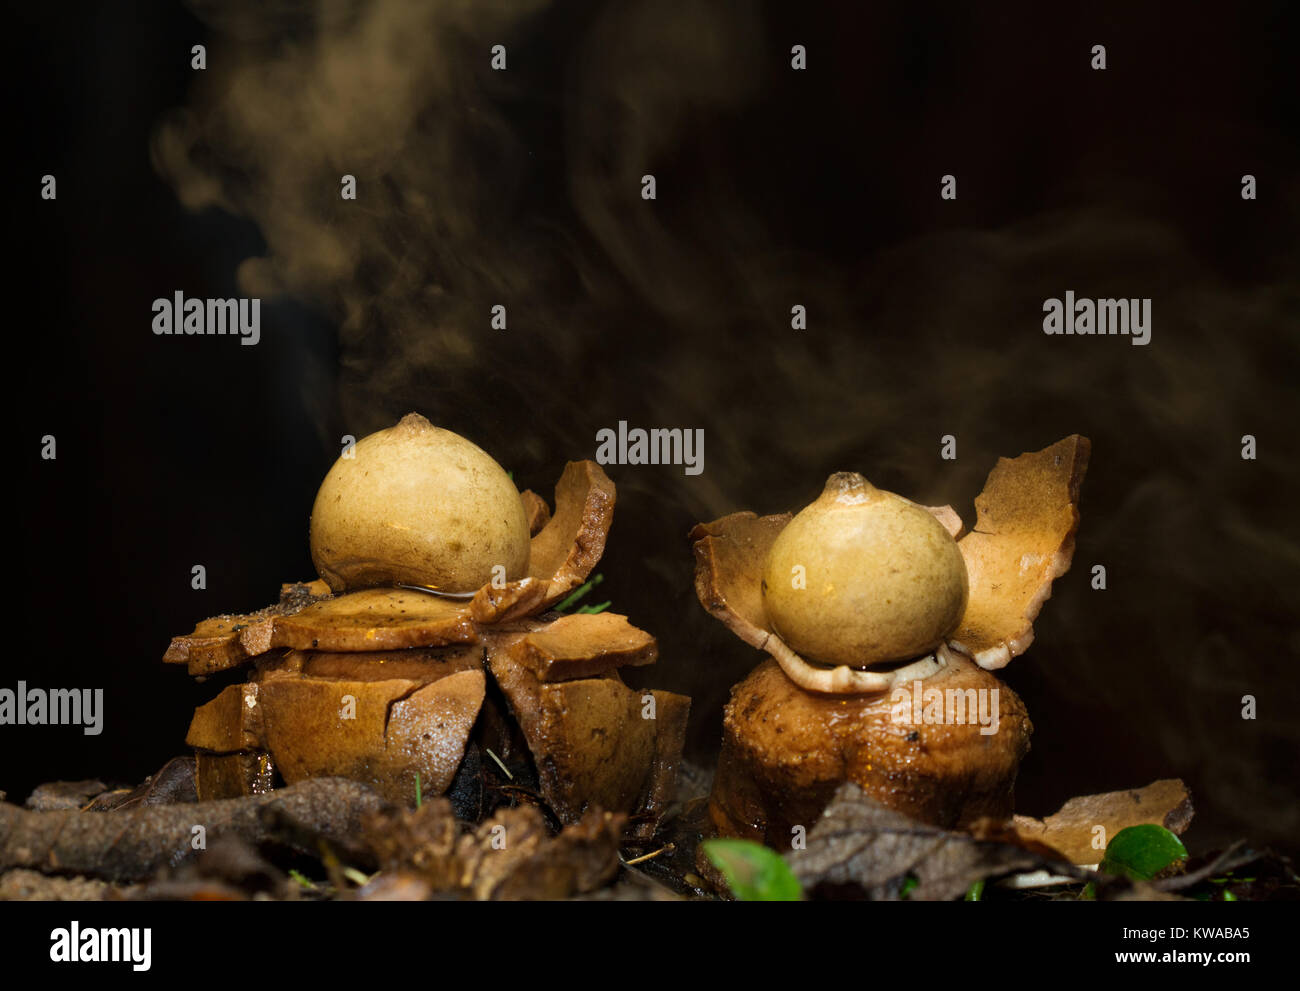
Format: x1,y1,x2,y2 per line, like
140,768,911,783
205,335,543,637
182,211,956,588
576,600,612,615
964,878,985,901
899,874,919,899
415,771,422,809
342,867,371,887
702,839,803,901
554,573,605,613
1099,824,1188,881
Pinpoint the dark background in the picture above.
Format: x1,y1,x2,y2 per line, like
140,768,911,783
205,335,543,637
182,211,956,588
12,1,1299,857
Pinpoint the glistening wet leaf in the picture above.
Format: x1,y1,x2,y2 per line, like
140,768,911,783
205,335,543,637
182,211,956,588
1100,824,1188,881
702,839,803,901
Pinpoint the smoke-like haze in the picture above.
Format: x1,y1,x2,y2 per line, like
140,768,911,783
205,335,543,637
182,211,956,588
153,0,1299,851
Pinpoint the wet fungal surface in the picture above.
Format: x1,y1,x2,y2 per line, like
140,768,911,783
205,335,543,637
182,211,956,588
710,652,1033,847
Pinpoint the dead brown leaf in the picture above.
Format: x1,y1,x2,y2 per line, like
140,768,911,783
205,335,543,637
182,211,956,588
1013,779,1193,864
789,783,1080,900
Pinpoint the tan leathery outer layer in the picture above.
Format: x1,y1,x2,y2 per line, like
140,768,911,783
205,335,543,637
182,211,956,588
469,460,617,623
482,625,690,839
709,652,1032,846
690,511,794,650
948,434,1090,670
309,412,530,594
187,667,487,807
762,472,968,667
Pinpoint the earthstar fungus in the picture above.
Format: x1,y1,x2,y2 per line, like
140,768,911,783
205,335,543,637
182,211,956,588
691,436,1090,845
168,414,688,838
